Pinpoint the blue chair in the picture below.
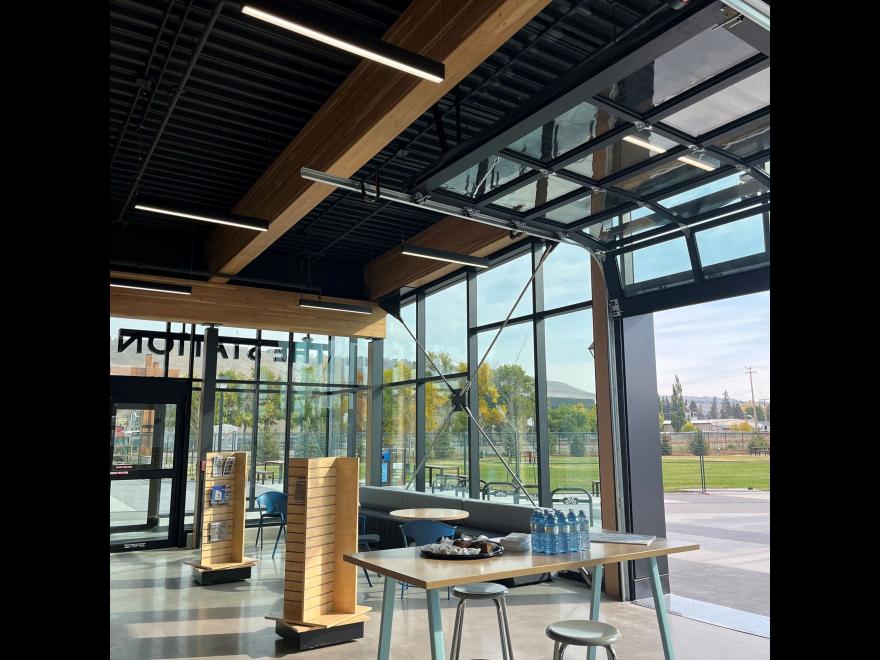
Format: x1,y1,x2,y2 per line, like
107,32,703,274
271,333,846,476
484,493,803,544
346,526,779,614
255,491,287,559
399,520,457,600
358,513,381,587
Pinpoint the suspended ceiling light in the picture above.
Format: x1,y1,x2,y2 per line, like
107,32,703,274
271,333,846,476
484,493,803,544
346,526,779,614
133,204,269,231
622,135,716,172
299,298,373,315
110,277,192,295
400,243,490,269
241,4,444,83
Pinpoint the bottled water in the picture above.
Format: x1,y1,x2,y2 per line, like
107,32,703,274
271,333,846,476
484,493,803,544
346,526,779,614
567,510,580,552
544,509,559,555
530,509,545,554
555,510,569,553
577,510,590,551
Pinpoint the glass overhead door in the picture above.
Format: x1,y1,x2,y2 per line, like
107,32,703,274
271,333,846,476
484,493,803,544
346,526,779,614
110,376,190,552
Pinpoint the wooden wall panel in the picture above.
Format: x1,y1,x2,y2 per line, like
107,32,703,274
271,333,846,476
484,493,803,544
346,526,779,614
110,271,386,338
366,216,526,300
591,260,621,599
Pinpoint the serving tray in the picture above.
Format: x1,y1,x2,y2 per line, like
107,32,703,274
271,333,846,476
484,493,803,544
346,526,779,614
419,542,504,560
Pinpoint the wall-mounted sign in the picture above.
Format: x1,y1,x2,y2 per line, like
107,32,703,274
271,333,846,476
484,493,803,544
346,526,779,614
116,329,329,364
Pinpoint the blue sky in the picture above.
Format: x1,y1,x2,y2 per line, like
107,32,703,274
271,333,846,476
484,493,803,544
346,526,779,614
653,291,769,402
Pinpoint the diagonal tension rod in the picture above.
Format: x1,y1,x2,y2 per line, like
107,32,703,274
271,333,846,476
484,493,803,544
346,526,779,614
462,242,556,398
393,243,556,507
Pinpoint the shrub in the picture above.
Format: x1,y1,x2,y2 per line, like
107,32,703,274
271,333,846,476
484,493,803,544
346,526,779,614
688,429,708,456
660,435,672,456
748,434,769,451
569,435,586,457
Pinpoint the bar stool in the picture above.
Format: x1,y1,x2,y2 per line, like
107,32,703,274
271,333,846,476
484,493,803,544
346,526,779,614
449,582,514,660
545,620,620,659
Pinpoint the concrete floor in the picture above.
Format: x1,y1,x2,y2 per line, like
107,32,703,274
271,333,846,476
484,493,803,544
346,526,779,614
111,528,769,660
664,490,769,616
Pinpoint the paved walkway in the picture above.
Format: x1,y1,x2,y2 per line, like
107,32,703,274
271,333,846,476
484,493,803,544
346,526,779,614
664,490,769,616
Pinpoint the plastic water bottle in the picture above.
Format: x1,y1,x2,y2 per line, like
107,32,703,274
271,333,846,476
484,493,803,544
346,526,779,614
544,510,559,555
567,510,580,552
578,509,590,551
530,509,545,554
555,510,569,553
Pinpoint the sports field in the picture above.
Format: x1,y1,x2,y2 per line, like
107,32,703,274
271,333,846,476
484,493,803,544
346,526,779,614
376,454,770,493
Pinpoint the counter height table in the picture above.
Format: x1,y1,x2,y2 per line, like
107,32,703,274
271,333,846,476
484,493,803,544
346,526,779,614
344,537,699,660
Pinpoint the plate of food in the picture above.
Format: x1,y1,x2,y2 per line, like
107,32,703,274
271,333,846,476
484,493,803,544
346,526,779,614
419,535,504,560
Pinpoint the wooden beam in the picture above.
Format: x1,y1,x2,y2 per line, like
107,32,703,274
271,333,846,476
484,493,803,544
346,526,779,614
110,271,386,338
365,216,526,300
591,258,620,599
205,0,551,280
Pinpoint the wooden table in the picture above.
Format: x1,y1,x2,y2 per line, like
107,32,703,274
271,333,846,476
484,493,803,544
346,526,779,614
389,508,470,522
344,538,699,660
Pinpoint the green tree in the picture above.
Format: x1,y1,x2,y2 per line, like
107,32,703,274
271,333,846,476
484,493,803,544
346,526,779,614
256,371,284,463
549,403,596,457
659,412,665,431
687,426,708,455
670,376,687,432
660,434,672,455
709,396,719,419
720,390,732,417
492,364,535,456
688,399,698,417
732,403,745,419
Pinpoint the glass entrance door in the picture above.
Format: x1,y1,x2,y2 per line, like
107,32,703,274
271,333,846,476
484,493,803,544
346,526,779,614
110,377,190,552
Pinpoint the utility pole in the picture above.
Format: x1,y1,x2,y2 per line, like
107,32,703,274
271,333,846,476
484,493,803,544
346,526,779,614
745,367,759,431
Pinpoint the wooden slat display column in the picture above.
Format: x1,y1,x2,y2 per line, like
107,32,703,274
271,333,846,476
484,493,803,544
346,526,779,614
189,451,256,572
279,457,369,628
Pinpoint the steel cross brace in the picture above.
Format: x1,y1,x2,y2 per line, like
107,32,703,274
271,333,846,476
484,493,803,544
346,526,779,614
396,243,558,506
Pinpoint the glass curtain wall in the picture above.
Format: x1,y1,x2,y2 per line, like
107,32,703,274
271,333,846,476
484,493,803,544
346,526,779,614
110,319,368,524
380,239,602,520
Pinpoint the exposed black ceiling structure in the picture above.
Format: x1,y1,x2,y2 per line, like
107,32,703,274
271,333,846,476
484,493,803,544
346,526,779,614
109,0,769,310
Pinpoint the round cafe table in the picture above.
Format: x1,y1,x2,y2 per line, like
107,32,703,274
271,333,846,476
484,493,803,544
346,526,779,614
390,508,469,522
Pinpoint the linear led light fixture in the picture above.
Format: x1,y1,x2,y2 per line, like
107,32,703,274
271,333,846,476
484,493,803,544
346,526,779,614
133,204,269,231
622,135,716,172
299,298,373,315
110,277,192,295
400,243,490,269
241,3,444,83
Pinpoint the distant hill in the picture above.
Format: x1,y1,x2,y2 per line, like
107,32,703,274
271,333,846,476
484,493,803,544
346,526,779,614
547,380,594,400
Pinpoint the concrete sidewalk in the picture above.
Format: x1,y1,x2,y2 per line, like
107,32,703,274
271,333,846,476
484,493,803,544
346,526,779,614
664,490,769,616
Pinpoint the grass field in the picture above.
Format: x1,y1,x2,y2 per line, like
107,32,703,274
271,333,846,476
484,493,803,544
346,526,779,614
283,451,770,495
369,454,769,493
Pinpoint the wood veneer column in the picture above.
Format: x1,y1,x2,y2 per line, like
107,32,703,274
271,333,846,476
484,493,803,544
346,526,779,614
591,259,621,599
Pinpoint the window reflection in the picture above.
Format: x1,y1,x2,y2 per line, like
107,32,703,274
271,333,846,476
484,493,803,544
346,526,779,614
600,28,758,113
477,322,537,506
545,310,602,527
476,252,534,325
425,281,467,377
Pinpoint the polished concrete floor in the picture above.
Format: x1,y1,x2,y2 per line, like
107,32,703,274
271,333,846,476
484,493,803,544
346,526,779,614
110,528,769,660
665,490,769,616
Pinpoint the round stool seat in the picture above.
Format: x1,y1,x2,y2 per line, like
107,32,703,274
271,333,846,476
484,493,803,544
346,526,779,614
452,582,509,600
546,620,621,646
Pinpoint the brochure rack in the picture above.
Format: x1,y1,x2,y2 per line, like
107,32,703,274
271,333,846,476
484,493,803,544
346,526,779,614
186,451,256,585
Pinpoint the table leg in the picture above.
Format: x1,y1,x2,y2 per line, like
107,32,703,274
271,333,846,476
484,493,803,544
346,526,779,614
377,575,397,660
648,556,676,660
585,564,603,660
426,587,446,660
